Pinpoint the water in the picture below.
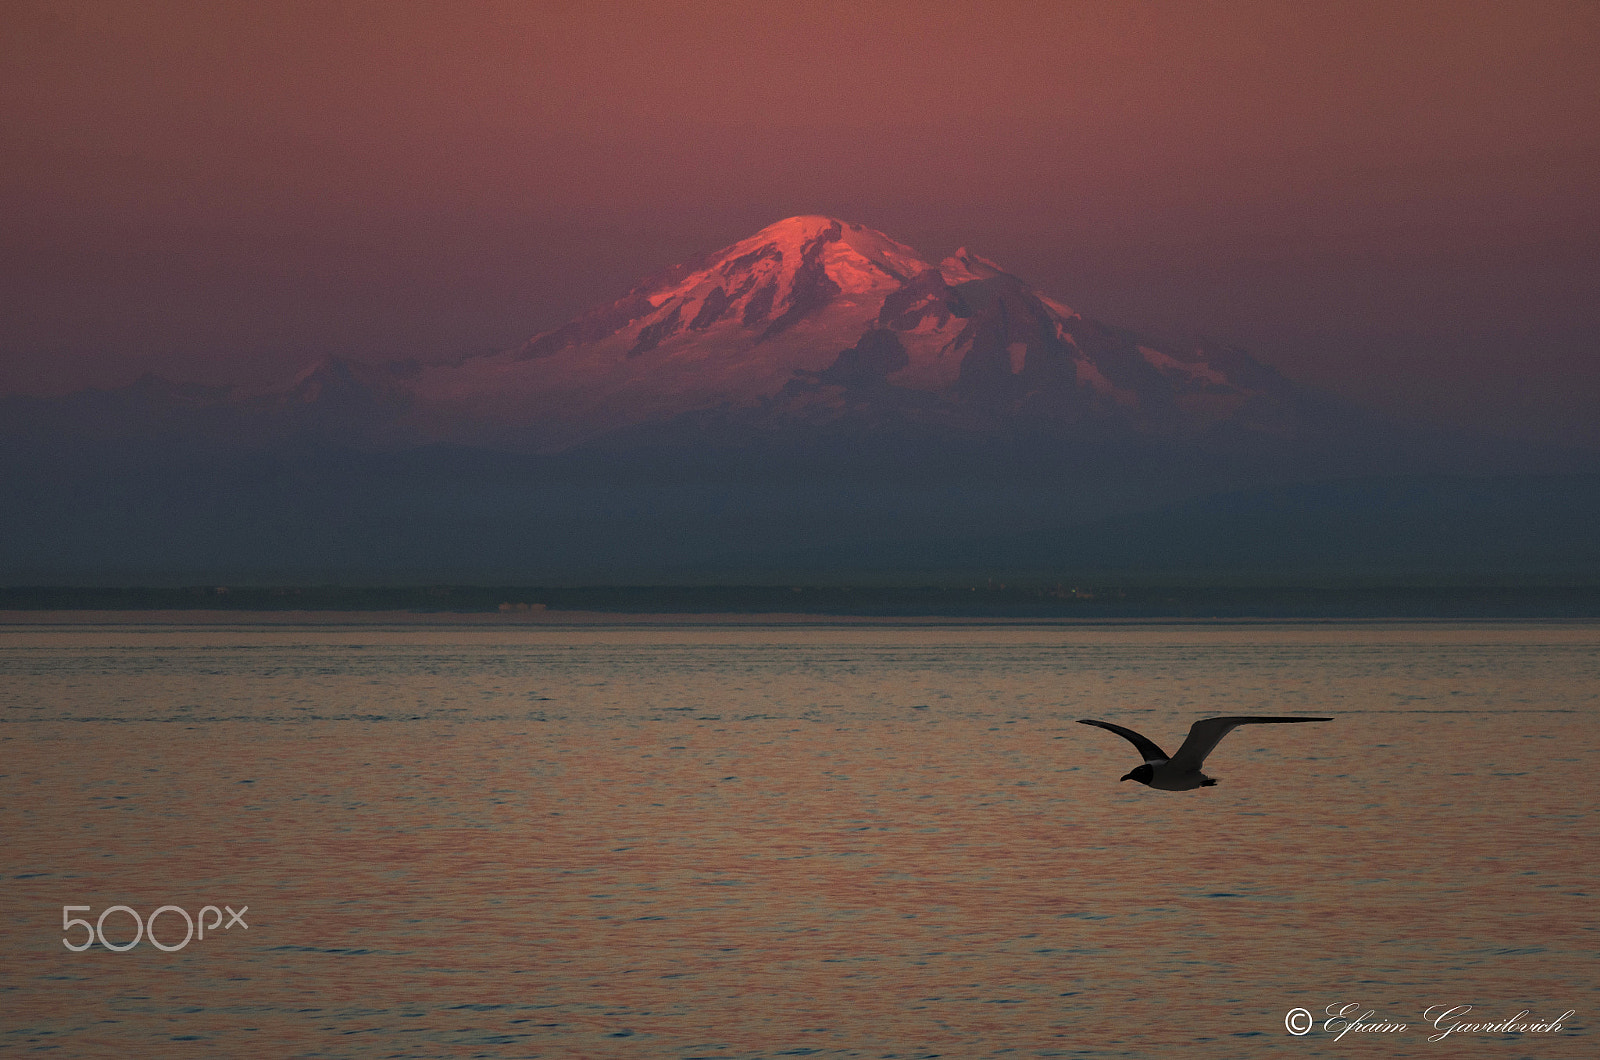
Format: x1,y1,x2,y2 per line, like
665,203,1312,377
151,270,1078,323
1,621,1595,1058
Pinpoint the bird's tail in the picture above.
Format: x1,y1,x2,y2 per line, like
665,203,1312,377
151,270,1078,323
1200,778,1218,787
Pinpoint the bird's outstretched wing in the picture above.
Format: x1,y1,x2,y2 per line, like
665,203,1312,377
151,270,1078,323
1168,716,1332,771
1077,719,1170,764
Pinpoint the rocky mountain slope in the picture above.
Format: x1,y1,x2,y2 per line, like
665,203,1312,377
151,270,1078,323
403,215,1349,452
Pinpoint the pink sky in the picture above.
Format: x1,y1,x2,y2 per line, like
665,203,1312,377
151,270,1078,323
3,0,1597,446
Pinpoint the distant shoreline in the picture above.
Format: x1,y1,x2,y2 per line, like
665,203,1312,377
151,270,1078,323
0,608,1077,627
4,609,1600,628
5,584,1600,621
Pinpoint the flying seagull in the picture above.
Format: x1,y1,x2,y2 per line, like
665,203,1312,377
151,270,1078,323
1078,716,1332,790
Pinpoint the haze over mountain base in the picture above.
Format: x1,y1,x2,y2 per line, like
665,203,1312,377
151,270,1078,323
4,217,1595,586
5,443,1597,585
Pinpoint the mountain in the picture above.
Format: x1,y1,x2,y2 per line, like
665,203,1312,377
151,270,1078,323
401,215,1364,454
4,215,1593,584
3,216,1380,457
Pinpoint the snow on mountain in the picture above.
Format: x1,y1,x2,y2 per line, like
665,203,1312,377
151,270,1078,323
407,216,947,445
5,216,1346,458
400,215,1311,450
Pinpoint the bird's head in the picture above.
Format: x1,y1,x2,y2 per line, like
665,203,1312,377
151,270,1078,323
1120,764,1154,786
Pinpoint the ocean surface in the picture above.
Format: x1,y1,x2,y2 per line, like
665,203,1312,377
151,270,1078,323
1,620,1594,1058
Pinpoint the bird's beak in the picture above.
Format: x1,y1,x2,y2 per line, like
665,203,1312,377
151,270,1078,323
1119,773,1133,782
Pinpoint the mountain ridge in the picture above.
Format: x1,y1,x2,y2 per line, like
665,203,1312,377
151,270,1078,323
8,215,1593,584
2,215,1388,460
378,214,1371,453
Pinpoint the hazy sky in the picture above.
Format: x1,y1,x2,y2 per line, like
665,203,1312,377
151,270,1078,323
3,0,1598,446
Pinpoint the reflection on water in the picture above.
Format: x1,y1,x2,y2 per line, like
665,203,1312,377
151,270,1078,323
1,622,1594,1057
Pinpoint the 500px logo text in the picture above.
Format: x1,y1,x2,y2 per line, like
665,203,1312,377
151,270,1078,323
62,904,248,952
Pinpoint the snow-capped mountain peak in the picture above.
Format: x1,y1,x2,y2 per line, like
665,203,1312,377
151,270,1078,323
392,217,1319,450
514,215,932,364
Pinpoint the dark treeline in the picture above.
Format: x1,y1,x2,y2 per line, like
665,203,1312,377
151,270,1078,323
5,584,1600,619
